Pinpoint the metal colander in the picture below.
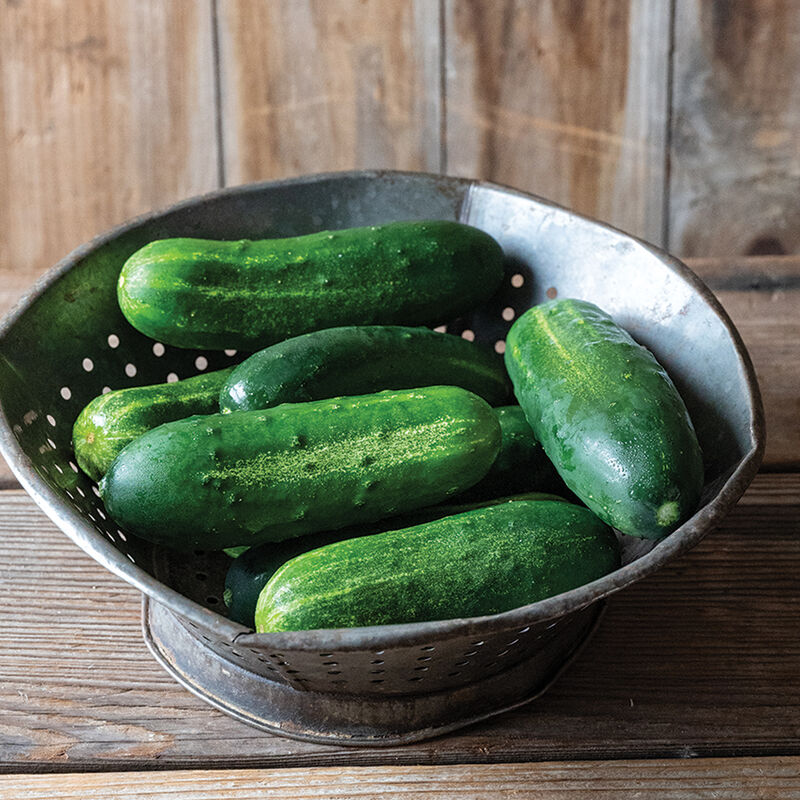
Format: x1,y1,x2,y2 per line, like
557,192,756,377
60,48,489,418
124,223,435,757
0,171,764,745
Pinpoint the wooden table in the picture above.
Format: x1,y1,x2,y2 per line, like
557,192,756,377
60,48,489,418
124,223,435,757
0,256,798,798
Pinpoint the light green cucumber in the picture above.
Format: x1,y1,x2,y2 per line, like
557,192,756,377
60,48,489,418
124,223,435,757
72,367,233,482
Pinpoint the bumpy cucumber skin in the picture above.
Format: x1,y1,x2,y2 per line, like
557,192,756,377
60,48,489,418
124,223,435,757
504,298,704,539
220,325,510,412
225,490,565,628
118,221,505,350
255,500,620,632
72,367,234,482
100,386,501,550
460,405,570,501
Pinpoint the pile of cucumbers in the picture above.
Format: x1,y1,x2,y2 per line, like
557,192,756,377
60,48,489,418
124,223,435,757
72,219,704,632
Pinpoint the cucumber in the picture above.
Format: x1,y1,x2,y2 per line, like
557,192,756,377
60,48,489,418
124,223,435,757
224,491,565,628
220,325,510,412
72,367,234,482
255,500,620,632
99,386,501,550
504,298,703,539
460,405,570,501
118,221,505,351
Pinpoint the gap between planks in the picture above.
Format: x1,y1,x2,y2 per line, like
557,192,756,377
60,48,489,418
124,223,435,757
2,757,800,799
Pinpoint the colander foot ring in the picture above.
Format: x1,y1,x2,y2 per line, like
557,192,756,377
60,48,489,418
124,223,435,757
142,597,604,747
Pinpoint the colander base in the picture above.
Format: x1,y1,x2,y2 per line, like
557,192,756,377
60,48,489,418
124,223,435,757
142,597,605,746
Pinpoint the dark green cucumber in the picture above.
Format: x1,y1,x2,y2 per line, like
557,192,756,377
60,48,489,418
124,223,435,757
504,298,704,539
459,405,570,501
72,367,234,482
118,220,505,351
255,500,620,632
220,325,510,412
225,491,565,628
100,386,501,550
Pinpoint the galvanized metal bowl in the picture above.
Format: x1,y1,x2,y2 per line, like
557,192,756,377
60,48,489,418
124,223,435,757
0,171,764,745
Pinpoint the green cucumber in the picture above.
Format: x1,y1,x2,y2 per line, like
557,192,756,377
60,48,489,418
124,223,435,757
220,325,510,412
255,500,620,632
225,491,565,628
504,298,703,539
118,220,505,351
72,367,234,482
100,386,501,550
460,405,570,501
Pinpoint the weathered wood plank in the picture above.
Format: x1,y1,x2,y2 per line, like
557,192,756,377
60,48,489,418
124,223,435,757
0,474,797,770
0,0,218,310
669,0,800,256
0,0,219,488
3,757,800,799
216,0,441,185
444,0,671,244
686,257,800,469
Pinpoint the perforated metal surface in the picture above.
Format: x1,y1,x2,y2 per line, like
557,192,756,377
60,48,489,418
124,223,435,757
0,172,764,739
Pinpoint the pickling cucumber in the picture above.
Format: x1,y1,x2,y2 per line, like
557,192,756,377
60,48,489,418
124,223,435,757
224,491,565,628
255,500,621,632
72,367,233,482
118,221,505,350
99,386,501,550
504,298,703,539
460,405,569,501
220,325,510,412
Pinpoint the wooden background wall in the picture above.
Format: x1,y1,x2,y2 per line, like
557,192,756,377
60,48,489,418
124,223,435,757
0,0,798,484
3,0,800,316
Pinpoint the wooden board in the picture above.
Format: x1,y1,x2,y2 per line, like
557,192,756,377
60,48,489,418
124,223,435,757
0,0,218,309
3,757,800,798
689,257,800,469
443,0,671,245
0,473,797,771
669,0,800,256
215,0,442,185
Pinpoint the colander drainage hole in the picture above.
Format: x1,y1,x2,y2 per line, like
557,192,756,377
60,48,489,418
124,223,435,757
455,660,470,667
206,596,219,605
461,329,475,342
166,372,179,383
195,572,208,582
371,659,384,665
152,342,165,356
108,334,120,349
125,363,137,378
494,340,506,354
195,356,208,371
370,679,384,684
417,656,432,662
408,676,423,682
501,306,515,321
470,641,485,647
414,666,429,672
60,387,71,400
82,357,94,372
511,273,524,288
420,645,435,651
46,415,56,427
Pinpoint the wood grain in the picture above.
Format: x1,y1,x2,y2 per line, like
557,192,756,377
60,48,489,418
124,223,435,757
216,0,441,185
688,257,800,469
444,0,671,245
669,0,800,256
0,0,219,318
0,474,797,771
3,757,800,798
